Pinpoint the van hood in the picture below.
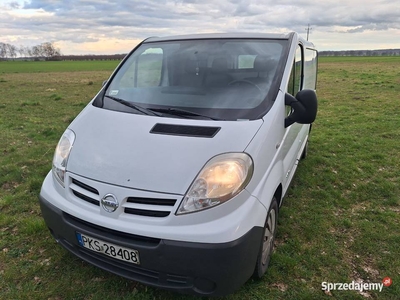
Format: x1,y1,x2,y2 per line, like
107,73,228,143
67,106,263,195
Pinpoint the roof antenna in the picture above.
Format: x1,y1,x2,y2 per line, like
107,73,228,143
305,24,312,41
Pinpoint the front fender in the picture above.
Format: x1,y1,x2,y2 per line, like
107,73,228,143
246,160,284,210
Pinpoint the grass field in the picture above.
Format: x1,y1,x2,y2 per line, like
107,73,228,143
0,57,399,299
0,60,121,73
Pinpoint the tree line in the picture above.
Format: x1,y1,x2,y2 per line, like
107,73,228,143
319,49,400,56
0,42,61,60
3,40,400,61
0,41,126,61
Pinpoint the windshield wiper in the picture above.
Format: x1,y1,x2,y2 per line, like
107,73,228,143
149,107,222,120
105,95,161,116
106,96,221,120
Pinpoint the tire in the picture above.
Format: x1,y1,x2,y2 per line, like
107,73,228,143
253,197,278,279
300,140,309,160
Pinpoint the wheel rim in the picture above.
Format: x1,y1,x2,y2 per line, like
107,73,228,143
262,208,276,266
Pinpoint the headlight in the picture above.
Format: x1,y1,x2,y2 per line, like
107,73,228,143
52,129,75,187
176,153,253,215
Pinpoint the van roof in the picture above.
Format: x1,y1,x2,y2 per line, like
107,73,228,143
144,32,294,43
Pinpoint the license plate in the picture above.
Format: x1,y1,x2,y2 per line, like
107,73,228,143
76,232,140,265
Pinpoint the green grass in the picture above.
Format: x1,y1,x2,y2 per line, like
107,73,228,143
0,58,399,299
0,60,120,73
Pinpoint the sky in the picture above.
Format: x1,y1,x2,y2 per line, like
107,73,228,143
1,0,400,55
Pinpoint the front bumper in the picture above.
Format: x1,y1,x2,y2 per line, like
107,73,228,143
39,195,263,296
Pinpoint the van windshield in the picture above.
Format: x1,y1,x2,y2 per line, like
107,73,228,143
103,39,289,120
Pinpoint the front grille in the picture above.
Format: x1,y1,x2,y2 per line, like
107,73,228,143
70,178,100,206
127,197,177,206
123,197,177,218
72,179,98,194
69,176,179,218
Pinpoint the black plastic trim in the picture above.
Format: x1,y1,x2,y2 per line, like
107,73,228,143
150,123,220,138
72,190,99,206
126,197,176,206
72,178,99,195
65,213,161,246
124,208,170,217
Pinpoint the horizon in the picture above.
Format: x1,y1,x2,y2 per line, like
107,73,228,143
2,39,400,58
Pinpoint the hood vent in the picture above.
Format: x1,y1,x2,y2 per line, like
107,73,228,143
150,123,220,138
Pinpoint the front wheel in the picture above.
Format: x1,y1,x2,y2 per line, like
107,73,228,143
253,197,278,278
300,140,309,160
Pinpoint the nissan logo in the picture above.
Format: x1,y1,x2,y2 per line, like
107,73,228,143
101,194,119,213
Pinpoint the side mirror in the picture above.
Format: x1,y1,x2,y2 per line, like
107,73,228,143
285,89,318,128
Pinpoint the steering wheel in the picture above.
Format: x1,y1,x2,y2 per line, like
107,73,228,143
228,79,262,94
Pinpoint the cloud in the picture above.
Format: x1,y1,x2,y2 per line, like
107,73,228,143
0,0,399,53
8,1,20,8
347,23,390,33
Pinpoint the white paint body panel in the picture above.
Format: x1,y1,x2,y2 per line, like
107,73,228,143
40,32,317,244
67,106,263,195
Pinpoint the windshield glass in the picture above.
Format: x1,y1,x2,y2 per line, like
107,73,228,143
103,38,288,120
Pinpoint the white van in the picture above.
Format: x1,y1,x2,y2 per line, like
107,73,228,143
39,32,318,296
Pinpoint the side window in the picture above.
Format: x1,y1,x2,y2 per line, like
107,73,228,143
304,48,318,90
238,55,256,69
287,45,304,115
136,48,163,87
294,46,303,93
287,45,303,96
